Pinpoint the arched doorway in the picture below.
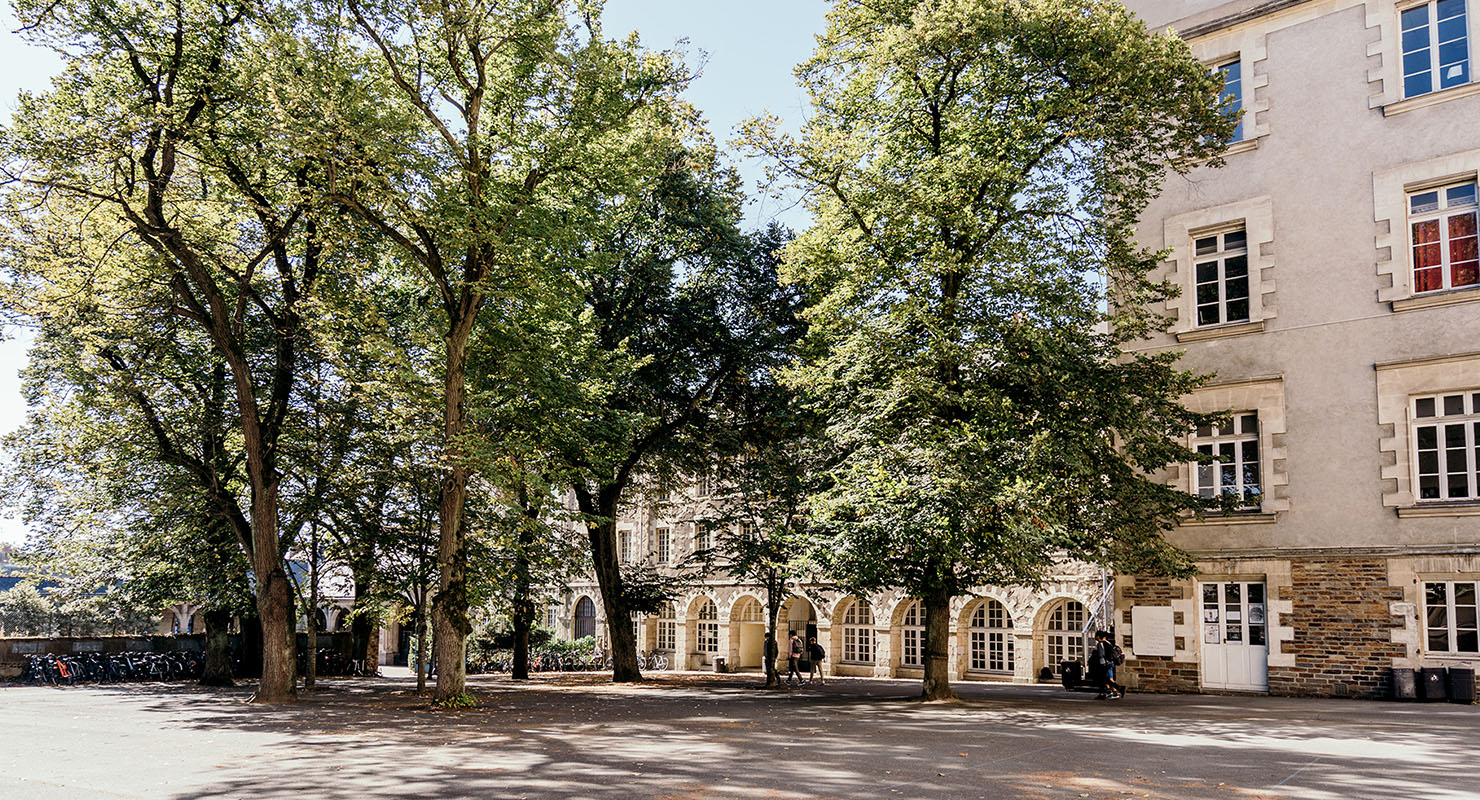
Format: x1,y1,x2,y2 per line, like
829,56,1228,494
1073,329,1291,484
574,596,597,640
690,597,719,666
730,596,765,668
1043,599,1086,675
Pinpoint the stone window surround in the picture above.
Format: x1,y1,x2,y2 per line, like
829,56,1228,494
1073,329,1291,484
1161,197,1278,341
1368,0,1480,112
1376,351,1480,511
1170,376,1291,522
1373,148,1480,308
1389,555,1480,664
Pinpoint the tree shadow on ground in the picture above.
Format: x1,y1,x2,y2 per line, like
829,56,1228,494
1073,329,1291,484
23,674,1480,800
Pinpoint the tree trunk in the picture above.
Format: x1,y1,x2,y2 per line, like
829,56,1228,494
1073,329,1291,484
200,607,235,687
364,620,380,675
512,499,537,681
414,600,429,694
589,511,641,682
512,603,532,681
432,326,473,700
922,588,956,701
306,523,319,690
764,577,782,688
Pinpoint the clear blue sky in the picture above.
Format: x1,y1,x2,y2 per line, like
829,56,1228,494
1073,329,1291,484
0,0,828,545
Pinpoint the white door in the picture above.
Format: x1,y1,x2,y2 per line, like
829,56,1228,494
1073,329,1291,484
1200,581,1268,691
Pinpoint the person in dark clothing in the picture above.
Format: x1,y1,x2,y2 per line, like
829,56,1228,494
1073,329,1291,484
764,632,779,684
1093,630,1123,699
806,636,826,685
787,632,804,686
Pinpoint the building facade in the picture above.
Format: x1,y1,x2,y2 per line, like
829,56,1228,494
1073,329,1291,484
551,488,1109,684
1118,0,1480,697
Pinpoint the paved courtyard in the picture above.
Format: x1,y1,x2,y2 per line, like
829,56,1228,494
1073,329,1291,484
1,671,1476,800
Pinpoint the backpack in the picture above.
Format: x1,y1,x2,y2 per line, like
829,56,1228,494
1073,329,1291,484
1110,642,1125,666
809,642,826,662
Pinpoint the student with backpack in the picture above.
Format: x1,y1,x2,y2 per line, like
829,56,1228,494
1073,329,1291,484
806,636,827,685
1094,630,1125,699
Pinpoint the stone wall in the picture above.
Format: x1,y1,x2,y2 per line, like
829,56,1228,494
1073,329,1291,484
1118,576,1201,693
1267,558,1405,698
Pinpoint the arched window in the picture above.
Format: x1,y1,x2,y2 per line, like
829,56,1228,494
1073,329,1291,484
657,602,676,650
1045,599,1086,673
968,599,1014,673
900,600,923,667
574,596,597,640
842,599,875,664
696,598,719,653
734,597,763,622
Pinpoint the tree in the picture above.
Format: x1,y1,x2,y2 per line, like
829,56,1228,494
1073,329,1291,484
0,583,54,636
1,0,338,701
317,0,693,700
743,0,1234,699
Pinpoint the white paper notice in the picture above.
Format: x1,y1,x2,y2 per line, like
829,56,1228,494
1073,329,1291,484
1131,605,1176,657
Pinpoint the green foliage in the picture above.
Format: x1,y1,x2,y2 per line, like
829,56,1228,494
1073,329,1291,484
742,0,1233,603
0,584,54,636
430,691,478,710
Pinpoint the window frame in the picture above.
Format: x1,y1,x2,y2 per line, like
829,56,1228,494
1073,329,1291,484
1193,227,1252,328
695,598,719,654
842,599,876,665
1191,411,1263,510
1410,389,1480,502
1215,58,1245,142
1399,0,1472,99
967,599,1015,673
1424,580,1480,654
1406,179,1479,295
656,527,671,565
901,600,923,668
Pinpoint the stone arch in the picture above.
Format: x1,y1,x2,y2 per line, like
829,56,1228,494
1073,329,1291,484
959,595,1017,677
728,594,766,669
1031,595,1091,678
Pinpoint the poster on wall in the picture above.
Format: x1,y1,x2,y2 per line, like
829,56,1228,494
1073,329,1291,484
1131,606,1176,657
1249,604,1265,624
1204,624,1221,644
1203,608,1219,623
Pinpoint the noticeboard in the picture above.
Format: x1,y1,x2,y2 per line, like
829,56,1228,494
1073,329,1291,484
1131,605,1176,657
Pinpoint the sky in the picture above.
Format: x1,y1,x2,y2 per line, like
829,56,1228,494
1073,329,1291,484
0,0,828,546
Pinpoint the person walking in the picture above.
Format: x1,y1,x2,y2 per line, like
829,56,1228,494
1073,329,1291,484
1093,630,1123,699
807,636,827,685
787,632,804,686
763,632,779,686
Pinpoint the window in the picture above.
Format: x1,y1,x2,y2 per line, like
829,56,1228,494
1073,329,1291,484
1413,391,1480,501
1045,600,1086,674
969,600,1015,673
695,470,713,498
1216,59,1244,142
1193,412,1262,509
545,603,560,629
1194,229,1250,326
574,596,596,640
658,602,676,650
695,598,718,653
1409,181,1478,294
693,523,712,554
656,528,671,564
1401,0,1470,98
734,597,763,623
739,521,757,541
1425,581,1479,653
842,599,875,664
901,600,923,667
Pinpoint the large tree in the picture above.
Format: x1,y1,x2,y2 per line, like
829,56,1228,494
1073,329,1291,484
317,0,693,700
744,0,1234,699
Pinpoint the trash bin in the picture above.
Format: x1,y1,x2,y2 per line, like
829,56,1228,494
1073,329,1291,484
713,657,727,674
1391,667,1416,700
1447,666,1475,704
1418,667,1448,701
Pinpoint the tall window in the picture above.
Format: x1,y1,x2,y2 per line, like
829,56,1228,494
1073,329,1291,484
545,603,560,629
1409,181,1478,293
1194,229,1249,326
696,598,718,653
969,600,1015,673
618,530,636,564
1425,581,1479,653
842,599,875,664
1413,391,1480,501
695,470,713,498
656,528,671,564
1193,412,1261,509
657,602,676,650
901,600,923,667
1401,0,1470,98
739,521,757,541
574,596,596,640
693,523,712,554
1216,59,1244,141
1045,600,1086,673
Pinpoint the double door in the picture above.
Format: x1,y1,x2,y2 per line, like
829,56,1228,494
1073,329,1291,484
1201,581,1268,691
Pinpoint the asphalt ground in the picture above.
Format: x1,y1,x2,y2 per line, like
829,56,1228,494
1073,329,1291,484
1,670,1476,800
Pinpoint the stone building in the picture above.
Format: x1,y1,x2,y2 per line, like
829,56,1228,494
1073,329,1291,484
1117,0,1480,697
551,486,1109,684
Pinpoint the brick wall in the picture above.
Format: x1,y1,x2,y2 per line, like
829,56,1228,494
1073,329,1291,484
1119,577,1200,693
1268,558,1405,699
